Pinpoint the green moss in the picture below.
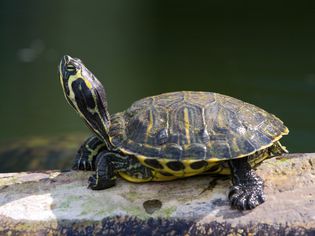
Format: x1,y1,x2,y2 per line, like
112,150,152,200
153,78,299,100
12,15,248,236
124,191,139,202
276,157,289,163
0,176,18,186
59,195,81,209
124,206,146,219
79,210,89,216
94,209,108,217
80,198,117,217
160,206,176,218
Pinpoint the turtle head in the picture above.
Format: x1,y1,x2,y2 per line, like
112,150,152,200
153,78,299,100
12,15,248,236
58,55,111,147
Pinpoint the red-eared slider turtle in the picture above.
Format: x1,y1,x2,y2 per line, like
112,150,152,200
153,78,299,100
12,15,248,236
58,55,289,210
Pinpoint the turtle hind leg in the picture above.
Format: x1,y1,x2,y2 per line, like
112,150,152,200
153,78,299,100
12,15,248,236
228,157,265,210
73,136,107,171
88,151,153,190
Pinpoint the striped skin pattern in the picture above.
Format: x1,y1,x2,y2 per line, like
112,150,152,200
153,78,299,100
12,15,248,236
58,56,112,149
109,91,288,179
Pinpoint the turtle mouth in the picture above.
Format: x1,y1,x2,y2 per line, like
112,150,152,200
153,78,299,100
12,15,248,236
58,57,70,97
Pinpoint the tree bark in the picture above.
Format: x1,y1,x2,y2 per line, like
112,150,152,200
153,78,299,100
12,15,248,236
0,153,314,235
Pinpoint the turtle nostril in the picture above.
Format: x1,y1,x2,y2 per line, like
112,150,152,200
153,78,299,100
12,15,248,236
63,55,73,63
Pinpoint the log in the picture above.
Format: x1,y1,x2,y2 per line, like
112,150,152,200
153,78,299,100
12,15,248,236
0,153,314,235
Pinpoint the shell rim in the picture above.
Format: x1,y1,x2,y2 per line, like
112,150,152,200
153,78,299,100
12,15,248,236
112,127,289,162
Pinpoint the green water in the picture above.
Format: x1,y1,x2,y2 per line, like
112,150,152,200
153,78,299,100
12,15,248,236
1,1,315,153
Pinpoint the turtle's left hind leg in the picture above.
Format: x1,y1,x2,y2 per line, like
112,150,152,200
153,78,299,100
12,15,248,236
228,157,265,210
88,151,153,190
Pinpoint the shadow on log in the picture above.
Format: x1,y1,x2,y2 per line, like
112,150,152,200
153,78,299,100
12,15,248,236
0,154,314,235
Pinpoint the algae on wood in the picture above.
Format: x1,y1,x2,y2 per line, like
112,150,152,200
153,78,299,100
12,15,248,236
0,154,314,235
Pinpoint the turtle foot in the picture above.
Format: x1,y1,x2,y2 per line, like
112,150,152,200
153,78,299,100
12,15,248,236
72,144,94,171
228,182,265,210
72,136,105,171
88,174,116,190
72,157,93,171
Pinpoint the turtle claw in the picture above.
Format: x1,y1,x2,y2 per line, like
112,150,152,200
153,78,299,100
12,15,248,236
229,184,265,210
88,174,116,190
72,144,95,171
72,136,105,171
72,158,93,171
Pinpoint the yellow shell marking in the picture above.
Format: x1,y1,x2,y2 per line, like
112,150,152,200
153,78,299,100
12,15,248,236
183,107,191,144
118,171,153,183
145,110,154,143
116,147,275,182
136,155,224,178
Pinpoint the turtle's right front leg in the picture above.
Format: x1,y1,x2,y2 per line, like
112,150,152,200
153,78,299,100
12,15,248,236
73,136,107,171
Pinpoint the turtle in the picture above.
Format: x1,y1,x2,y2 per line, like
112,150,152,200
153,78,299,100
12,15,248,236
58,55,289,210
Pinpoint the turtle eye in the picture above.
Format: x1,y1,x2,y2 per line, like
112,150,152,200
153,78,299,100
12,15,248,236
66,64,76,72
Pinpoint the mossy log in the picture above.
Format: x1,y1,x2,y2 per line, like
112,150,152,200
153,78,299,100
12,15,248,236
0,134,86,172
0,153,314,235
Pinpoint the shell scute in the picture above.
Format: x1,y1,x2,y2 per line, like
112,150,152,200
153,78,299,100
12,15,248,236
248,131,273,149
183,143,207,160
161,143,183,160
207,139,232,159
156,128,169,145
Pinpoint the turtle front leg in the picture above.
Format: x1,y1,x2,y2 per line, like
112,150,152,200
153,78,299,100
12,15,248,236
73,136,107,171
228,157,265,210
88,152,117,190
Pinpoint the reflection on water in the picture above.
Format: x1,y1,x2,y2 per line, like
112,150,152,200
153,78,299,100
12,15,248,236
0,1,315,168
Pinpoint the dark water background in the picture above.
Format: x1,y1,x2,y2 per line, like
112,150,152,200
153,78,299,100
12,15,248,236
1,1,315,159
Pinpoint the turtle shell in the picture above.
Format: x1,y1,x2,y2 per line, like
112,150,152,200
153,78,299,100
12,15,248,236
109,91,288,163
